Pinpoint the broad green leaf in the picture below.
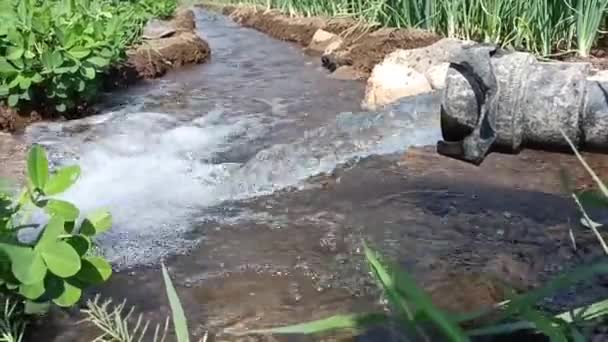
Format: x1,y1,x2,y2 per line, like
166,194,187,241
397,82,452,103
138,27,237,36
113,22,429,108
19,280,45,300
100,48,113,58
576,190,608,208
40,241,81,277
55,103,67,112
73,256,111,284
8,77,20,89
7,94,19,107
87,56,109,67
36,216,65,248
41,273,66,301
6,47,24,61
31,73,43,83
0,243,47,285
80,209,112,235
54,67,72,74
162,263,190,342
68,47,91,59
65,235,90,256
82,67,96,80
249,313,388,335
51,51,63,69
10,58,23,70
44,165,81,195
41,51,54,71
8,75,23,89
45,199,79,221
0,57,17,73
0,85,8,96
20,89,30,100
18,76,31,90
64,220,75,234
24,50,35,60
27,145,49,190
52,280,81,307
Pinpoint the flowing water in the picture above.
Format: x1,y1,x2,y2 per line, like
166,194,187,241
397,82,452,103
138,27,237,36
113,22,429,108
15,8,608,342
24,10,440,270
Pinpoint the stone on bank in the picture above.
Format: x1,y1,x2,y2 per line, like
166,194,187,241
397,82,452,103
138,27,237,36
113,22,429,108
362,38,474,110
307,29,344,55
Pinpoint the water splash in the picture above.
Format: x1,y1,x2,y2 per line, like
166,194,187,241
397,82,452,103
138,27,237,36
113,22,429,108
24,93,440,268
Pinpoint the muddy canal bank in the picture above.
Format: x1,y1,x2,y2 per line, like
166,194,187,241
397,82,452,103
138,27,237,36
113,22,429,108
207,4,441,78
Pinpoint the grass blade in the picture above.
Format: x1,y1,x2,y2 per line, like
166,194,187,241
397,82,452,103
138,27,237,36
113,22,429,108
161,263,189,342
363,243,470,342
246,313,388,335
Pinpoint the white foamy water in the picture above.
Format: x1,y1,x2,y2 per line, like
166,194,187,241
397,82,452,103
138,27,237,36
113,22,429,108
24,94,441,268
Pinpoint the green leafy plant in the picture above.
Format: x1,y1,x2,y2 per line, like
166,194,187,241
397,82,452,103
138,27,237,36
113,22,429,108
0,0,177,114
0,144,113,311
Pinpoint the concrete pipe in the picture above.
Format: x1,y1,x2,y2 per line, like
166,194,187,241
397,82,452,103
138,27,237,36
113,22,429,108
437,45,608,165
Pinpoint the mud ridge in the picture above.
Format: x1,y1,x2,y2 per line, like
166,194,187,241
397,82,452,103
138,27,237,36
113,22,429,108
211,4,440,77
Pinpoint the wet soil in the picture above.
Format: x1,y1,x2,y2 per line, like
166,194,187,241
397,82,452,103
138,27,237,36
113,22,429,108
215,5,440,76
29,148,608,342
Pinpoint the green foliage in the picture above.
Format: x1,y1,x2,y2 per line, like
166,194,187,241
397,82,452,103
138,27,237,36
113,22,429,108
0,144,113,310
0,0,178,113
222,0,608,57
136,0,178,19
252,244,608,341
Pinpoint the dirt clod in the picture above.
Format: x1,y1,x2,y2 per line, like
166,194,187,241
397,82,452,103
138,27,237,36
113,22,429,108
127,8,211,79
127,31,210,79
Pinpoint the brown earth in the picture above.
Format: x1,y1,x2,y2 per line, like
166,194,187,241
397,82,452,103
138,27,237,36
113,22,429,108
217,5,441,77
127,8,210,79
0,133,26,184
0,8,210,133
127,31,210,79
401,146,608,193
558,35,608,70
23,145,608,341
